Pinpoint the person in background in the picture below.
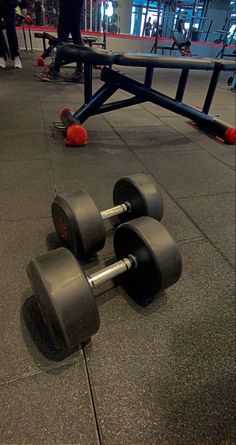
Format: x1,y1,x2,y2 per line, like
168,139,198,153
40,0,84,82
35,0,42,26
177,19,185,35
26,0,35,18
144,17,152,37
19,0,28,15
0,0,22,68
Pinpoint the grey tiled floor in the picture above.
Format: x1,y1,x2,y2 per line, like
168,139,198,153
0,54,235,445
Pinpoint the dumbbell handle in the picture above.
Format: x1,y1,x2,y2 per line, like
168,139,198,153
88,256,136,289
100,203,130,221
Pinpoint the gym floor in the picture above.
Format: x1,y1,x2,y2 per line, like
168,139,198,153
0,53,235,445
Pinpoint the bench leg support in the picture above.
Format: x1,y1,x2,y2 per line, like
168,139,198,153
74,82,119,123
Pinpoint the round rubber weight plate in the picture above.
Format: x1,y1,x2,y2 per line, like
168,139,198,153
113,217,182,301
27,248,100,349
51,191,105,258
113,173,164,223
111,13,118,23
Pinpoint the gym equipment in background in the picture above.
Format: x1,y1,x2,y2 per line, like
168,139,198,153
51,173,164,258
54,45,236,146
34,31,106,67
151,29,194,56
27,217,182,349
16,13,34,52
170,31,192,56
143,0,213,43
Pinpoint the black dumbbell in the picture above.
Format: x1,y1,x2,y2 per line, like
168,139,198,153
51,173,164,259
27,217,182,349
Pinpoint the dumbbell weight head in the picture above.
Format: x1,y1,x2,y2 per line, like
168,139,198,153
114,216,182,297
111,13,118,23
27,248,100,349
27,217,182,349
108,23,118,33
51,190,105,258
113,173,164,223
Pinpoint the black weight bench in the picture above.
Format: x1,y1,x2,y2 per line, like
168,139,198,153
34,31,101,65
171,30,192,56
152,31,193,57
55,45,236,145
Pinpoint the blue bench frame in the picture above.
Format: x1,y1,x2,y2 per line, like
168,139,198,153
56,45,236,144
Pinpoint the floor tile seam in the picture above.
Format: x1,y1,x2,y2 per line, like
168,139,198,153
165,198,235,269
38,99,62,194
140,111,187,120
39,97,58,138
0,361,79,388
169,232,235,266
82,349,102,445
123,103,176,122
173,199,235,267
48,164,59,196
177,236,207,245
127,147,203,154
202,147,236,172
102,116,144,150
141,107,197,130
93,114,130,148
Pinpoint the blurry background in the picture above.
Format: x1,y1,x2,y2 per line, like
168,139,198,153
14,0,236,45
